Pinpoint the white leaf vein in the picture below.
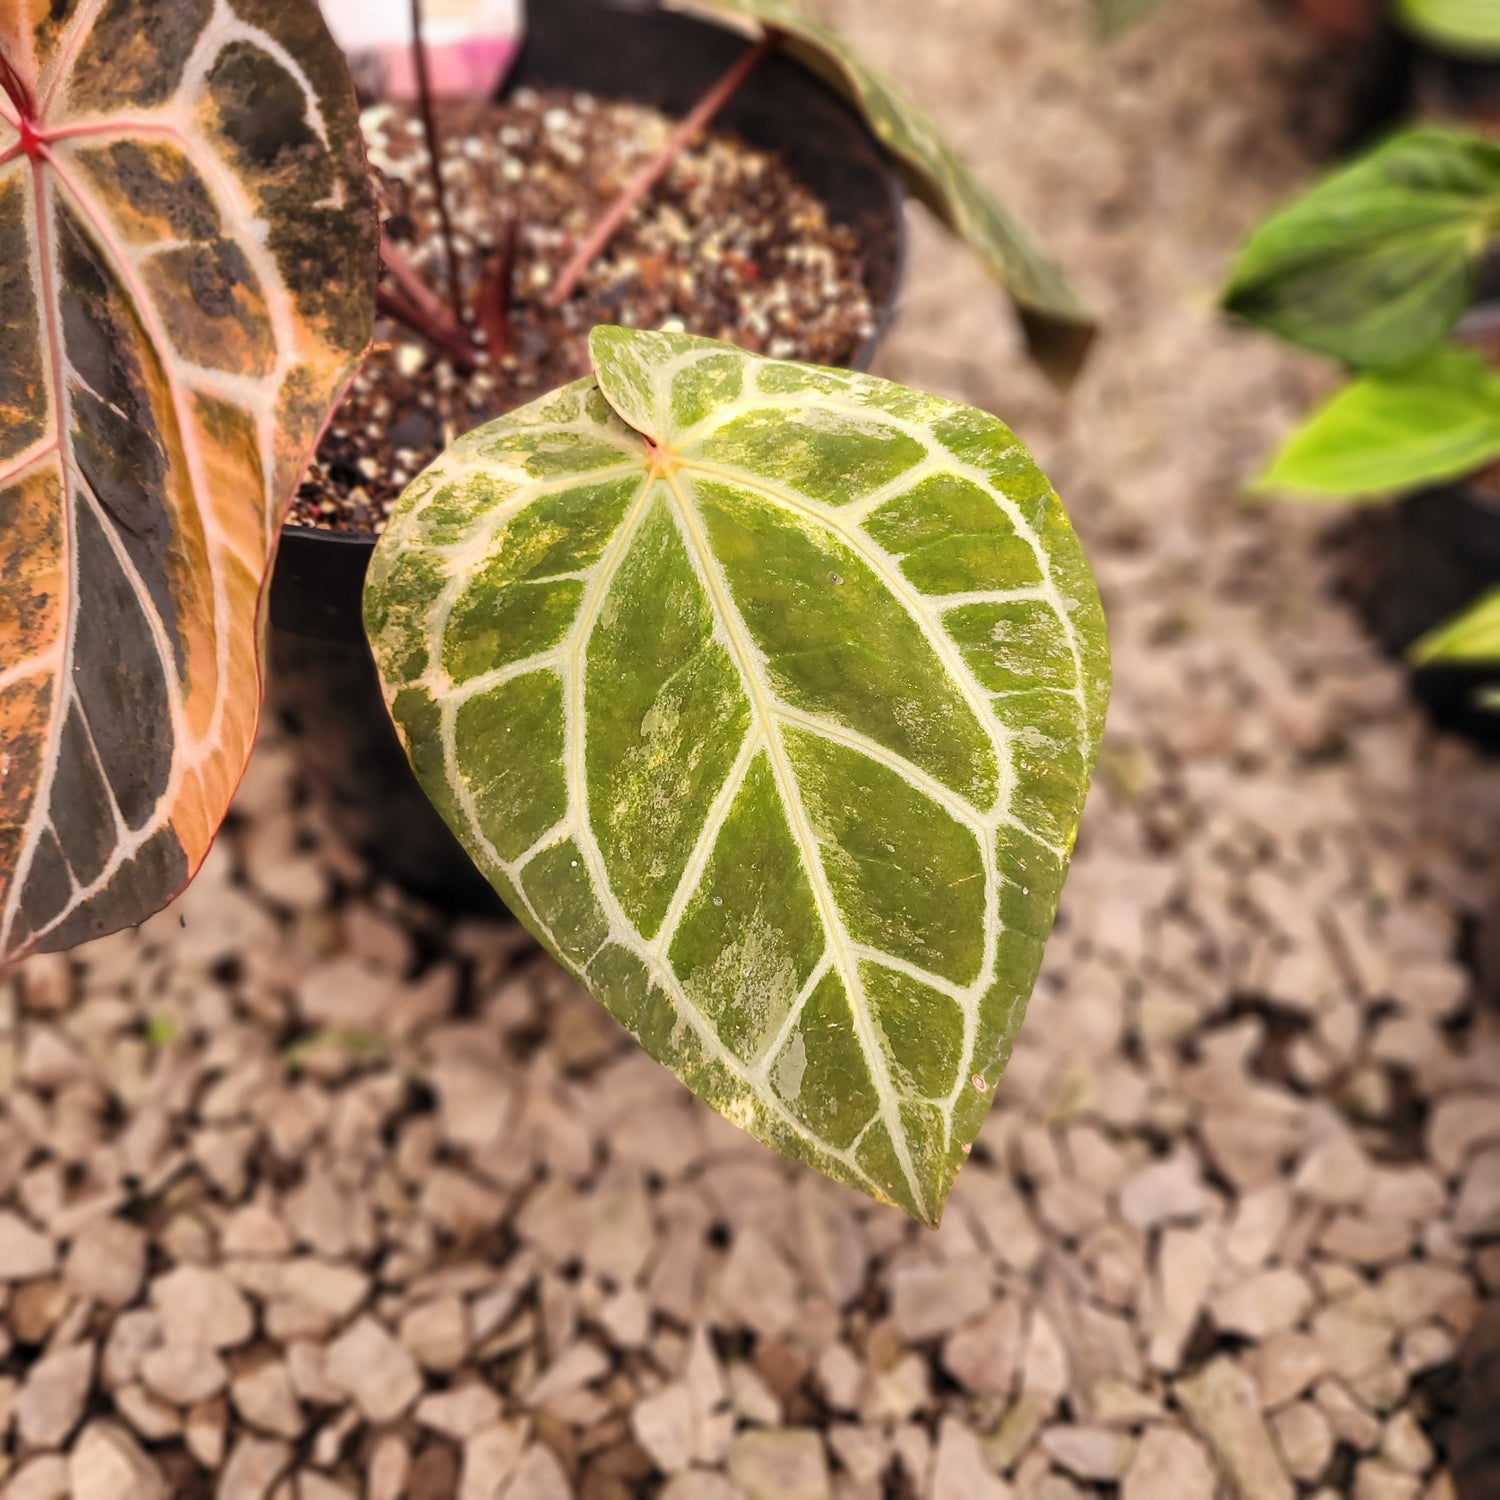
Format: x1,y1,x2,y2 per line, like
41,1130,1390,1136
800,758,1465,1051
663,464,933,1222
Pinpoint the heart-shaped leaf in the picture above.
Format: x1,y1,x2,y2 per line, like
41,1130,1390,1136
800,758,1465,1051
667,0,1095,387
1258,345,1500,499
1395,0,1500,54
1224,128,1500,369
366,327,1109,1222
0,1,375,961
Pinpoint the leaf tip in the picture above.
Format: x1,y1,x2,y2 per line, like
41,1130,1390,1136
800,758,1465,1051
586,322,634,364
1019,309,1097,392
1244,467,1282,501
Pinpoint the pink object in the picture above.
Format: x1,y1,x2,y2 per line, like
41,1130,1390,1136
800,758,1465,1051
320,0,524,100
377,38,518,98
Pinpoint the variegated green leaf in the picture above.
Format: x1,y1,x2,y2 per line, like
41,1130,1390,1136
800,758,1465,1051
667,0,1095,386
365,327,1109,1223
1413,589,1500,663
0,0,376,962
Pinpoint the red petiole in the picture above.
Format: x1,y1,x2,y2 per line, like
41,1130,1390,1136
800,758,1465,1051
0,45,35,122
376,283,481,372
0,46,48,164
380,229,468,339
378,20,777,371
475,213,519,362
544,30,780,309
376,1,510,374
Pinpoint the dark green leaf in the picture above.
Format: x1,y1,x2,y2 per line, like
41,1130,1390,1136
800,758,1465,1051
1224,128,1500,368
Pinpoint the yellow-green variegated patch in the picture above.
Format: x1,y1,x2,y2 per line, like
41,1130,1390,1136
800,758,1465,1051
667,0,1095,386
0,0,375,962
365,328,1109,1224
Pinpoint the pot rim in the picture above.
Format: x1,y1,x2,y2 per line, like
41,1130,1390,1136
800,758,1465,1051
281,3,908,547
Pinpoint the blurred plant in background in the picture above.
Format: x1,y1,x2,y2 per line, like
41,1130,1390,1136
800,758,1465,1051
1397,0,1500,56
1225,98,1500,672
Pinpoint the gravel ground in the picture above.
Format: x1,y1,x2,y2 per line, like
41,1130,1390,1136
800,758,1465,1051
5,2,1500,1498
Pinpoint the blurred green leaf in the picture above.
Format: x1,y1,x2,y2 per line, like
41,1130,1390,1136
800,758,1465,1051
1096,0,1166,36
145,1015,179,1050
667,0,1095,385
1412,589,1500,662
1224,128,1500,368
1259,346,1500,499
1395,0,1500,55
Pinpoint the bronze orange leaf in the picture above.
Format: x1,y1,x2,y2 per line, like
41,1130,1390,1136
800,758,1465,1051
0,0,376,961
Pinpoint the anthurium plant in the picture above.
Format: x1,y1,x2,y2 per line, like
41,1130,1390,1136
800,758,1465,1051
364,325,1108,1222
1224,126,1500,667
0,0,1110,1220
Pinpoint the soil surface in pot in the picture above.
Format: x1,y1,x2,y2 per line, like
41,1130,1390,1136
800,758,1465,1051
287,90,879,531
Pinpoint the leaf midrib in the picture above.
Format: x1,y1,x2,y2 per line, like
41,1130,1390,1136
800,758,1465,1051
662,463,933,1221
554,467,898,1208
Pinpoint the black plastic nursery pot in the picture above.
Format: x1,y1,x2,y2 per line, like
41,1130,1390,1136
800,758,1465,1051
1339,297,1500,751
267,0,907,914
1400,26,1500,129
1341,480,1500,751
1297,4,1498,149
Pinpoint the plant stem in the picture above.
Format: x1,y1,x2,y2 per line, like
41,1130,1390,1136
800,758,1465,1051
377,230,480,369
377,285,480,372
380,229,466,337
476,213,519,362
410,0,466,325
543,30,780,309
